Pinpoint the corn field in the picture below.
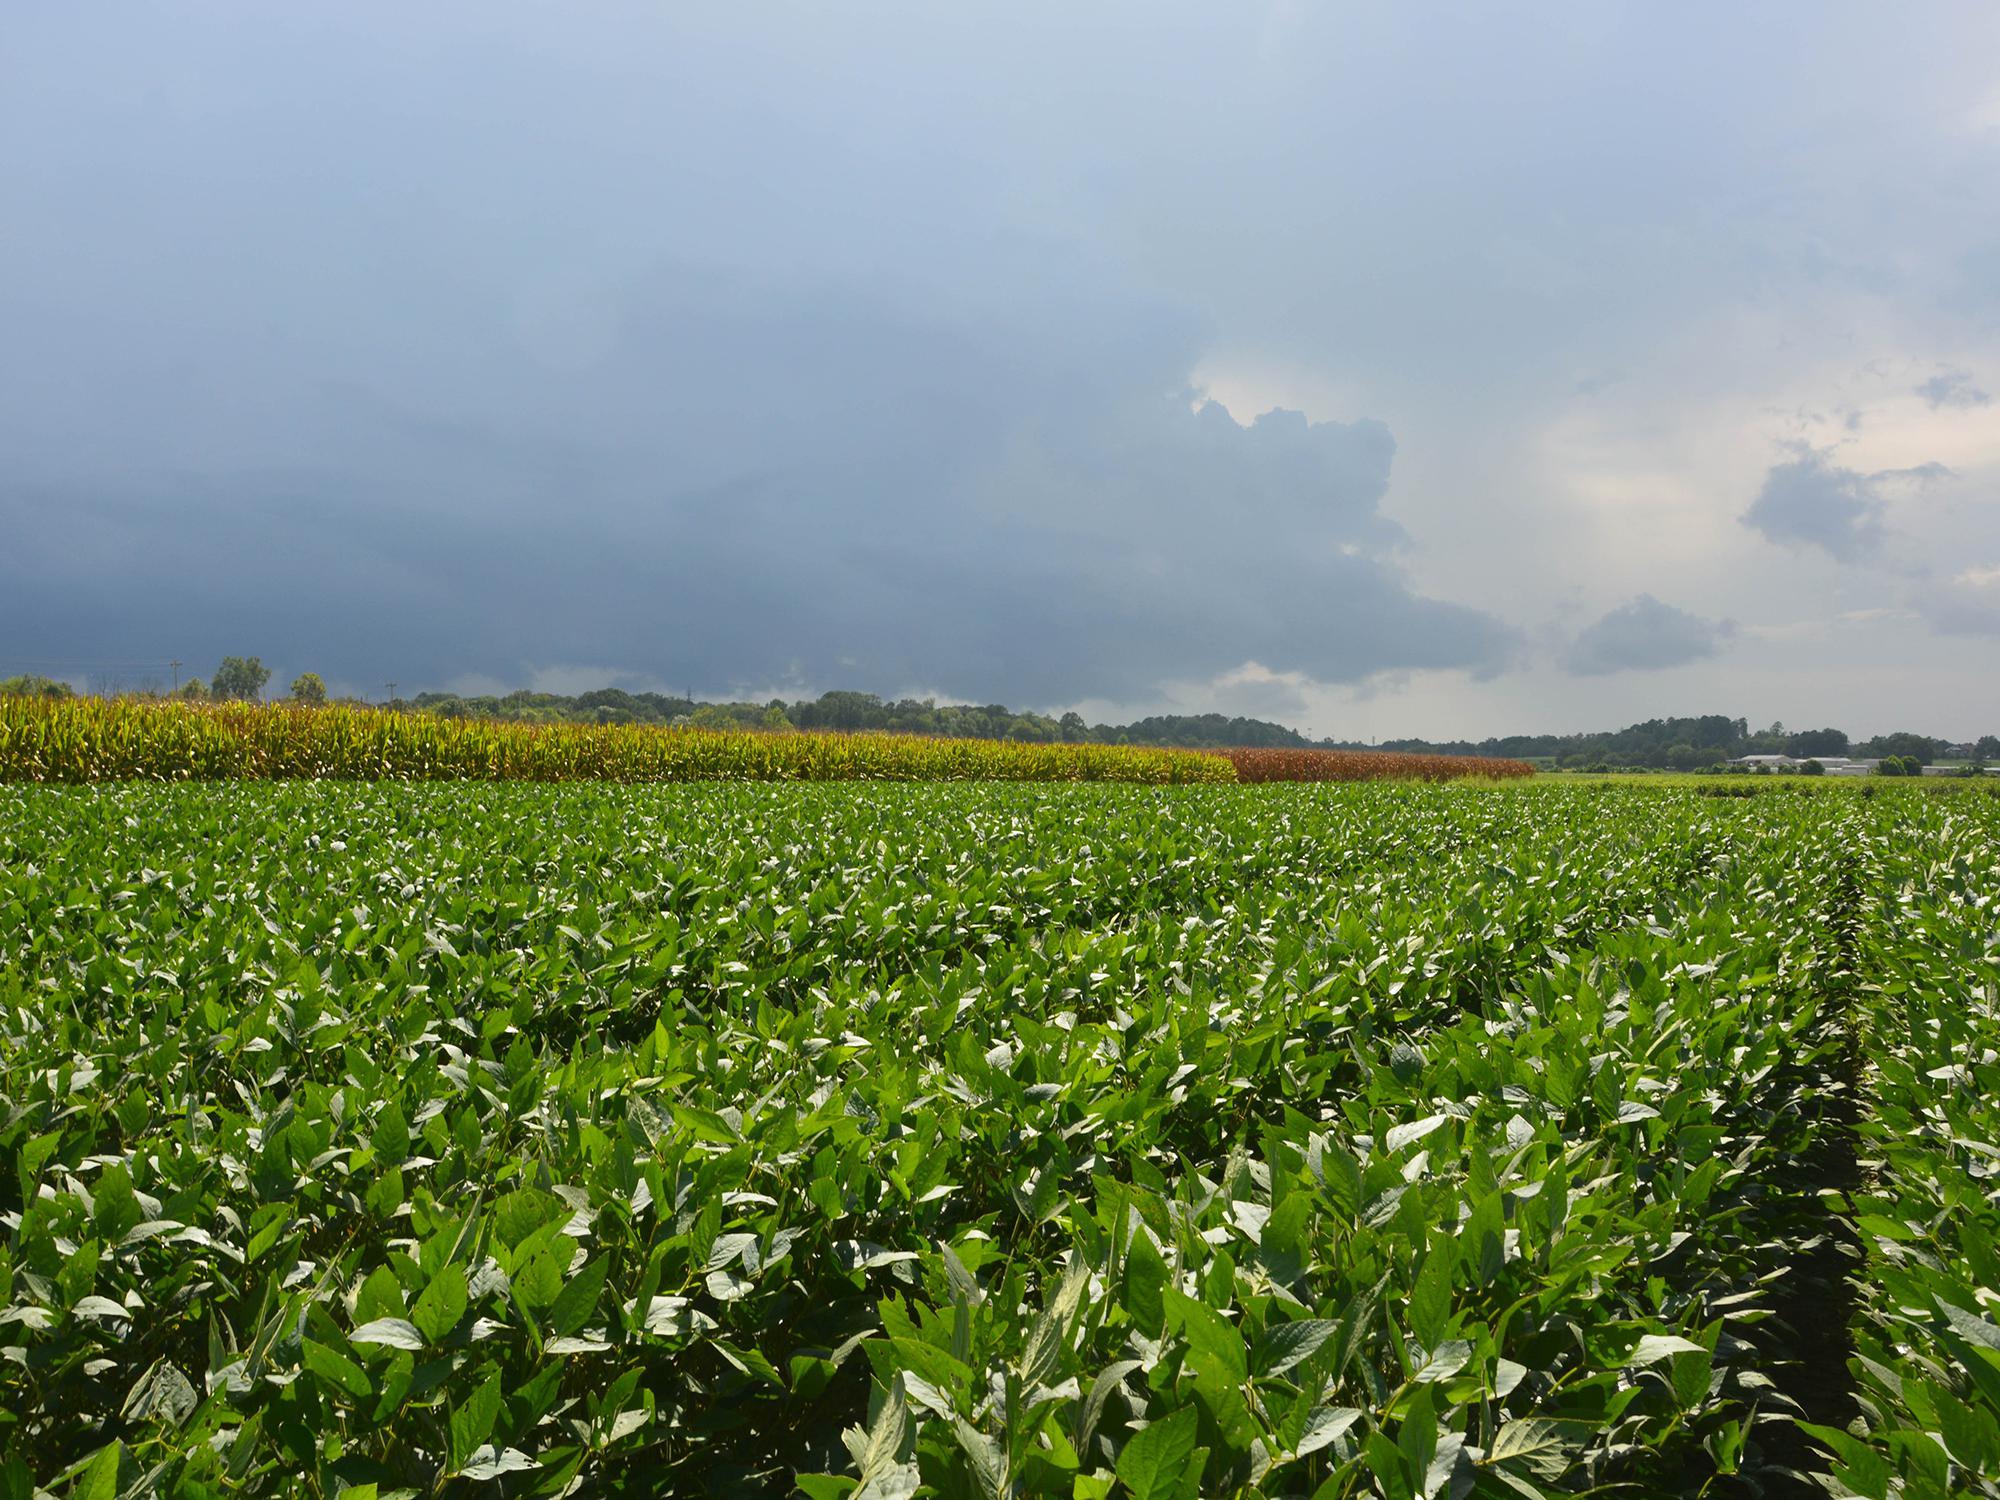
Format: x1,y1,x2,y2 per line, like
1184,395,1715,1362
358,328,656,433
1222,746,1534,782
0,698,1234,785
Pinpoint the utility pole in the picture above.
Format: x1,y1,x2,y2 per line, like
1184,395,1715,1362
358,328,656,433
169,660,182,692
385,682,397,708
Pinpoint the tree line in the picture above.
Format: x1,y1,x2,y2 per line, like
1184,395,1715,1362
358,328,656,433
0,659,323,706
413,688,1312,748
1347,716,1999,770
3,672,1992,767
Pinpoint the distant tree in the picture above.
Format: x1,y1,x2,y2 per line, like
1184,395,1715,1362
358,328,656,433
687,703,780,732
290,672,327,706
174,677,208,700
1058,711,1087,743
1977,735,2000,760
1798,758,1825,776
1874,755,1918,777
0,674,75,699
211,656,271,702
795,691,885,732
1860,732,1942,766
1787,727,1849,758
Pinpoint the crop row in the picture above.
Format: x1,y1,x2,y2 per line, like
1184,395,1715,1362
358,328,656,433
1221,750,1534,783
1816,802,2000,1498
0,782,1992,1498
0,700,1232,786
0,700,1538,787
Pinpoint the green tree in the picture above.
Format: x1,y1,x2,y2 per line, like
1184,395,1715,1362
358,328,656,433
1860,732,1941,766
0,674,75,699
1787,727,1849,758
173,677,208,700
290,672,327,707
211,656,271,702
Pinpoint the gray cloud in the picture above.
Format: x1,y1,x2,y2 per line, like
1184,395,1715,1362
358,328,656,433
1739,450,1955,565
0,253,1515,704
1740,450,1890,562
1915,369,1992,409
1565,595,1733,676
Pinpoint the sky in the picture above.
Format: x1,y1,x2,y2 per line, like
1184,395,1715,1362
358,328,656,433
4,4,1998,740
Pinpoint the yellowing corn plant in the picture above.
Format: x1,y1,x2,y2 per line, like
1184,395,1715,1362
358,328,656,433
0,697,1234,785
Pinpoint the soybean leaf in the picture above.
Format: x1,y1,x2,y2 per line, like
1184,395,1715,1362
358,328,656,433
1116,1405,1200,1500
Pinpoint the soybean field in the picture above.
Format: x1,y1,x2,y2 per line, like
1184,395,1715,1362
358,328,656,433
1,781,1997,1499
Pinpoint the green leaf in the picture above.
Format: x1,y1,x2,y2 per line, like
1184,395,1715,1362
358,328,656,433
1019,1259,1090,1391
303,1339,373,1400
491,1188,569,1249
1123,1227,1169,1340
1116,1405,1200,1500
550,1255,609,1338
355,1264,406,1325
1253,1319,1339,1378
1940,1301,2000,1352
1166,1286,1248,1384
948,1417,1010,1500
1397,1386,1437,1488
350,1317,426,1350
1320,1144,1364,1222
411,1263,468,1343
1293,1406,1363,1459
1365,1429,1416,1500
1412,1340,1473,1383
1079,1359,1144,1454
1937,1391,2000,1472
449,1367,503,1474
1408,1250,1452,1350
463,1448,539,1479
75,1443,123,1500
121,1358,199,1426
1485,1419,1594,1481
674,1104,742,1143
716,1339,786,1388
1626,1333,1704,1365
371,1099,410,1163
849,1378,918,1500
1330,1275,1389,1384
512,1239,568,1313
1385,1114,1449,1153
1799,1423,1890,1500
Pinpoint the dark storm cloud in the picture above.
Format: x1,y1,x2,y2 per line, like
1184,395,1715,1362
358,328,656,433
0,254,1516,702
1564,595,1732,676
0,2,1531,705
